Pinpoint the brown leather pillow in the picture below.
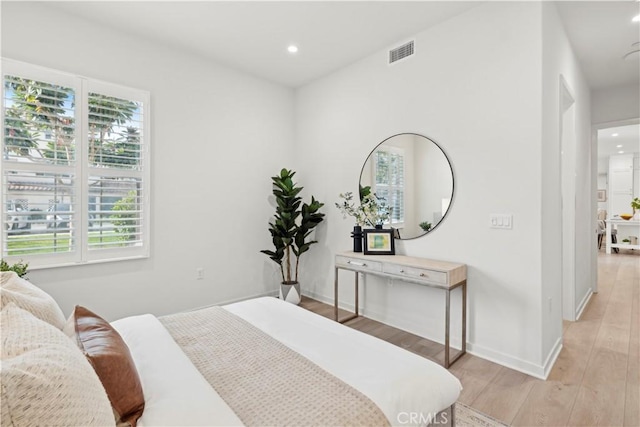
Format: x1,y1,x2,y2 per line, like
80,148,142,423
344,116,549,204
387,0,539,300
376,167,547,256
65,306,144,427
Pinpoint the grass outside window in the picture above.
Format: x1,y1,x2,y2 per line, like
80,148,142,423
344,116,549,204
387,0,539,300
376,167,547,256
6,232,127,256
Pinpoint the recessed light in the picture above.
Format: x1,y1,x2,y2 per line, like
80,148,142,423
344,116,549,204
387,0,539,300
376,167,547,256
612,133,619,137
616,144,623,148
618,151,625,154
287,45,299,54
633,15,640,22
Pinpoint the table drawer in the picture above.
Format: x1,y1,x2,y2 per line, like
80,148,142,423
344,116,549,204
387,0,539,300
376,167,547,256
336,256,383,273
383,264,448,285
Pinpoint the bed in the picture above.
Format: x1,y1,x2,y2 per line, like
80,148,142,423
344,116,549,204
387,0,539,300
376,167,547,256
1,272,462,427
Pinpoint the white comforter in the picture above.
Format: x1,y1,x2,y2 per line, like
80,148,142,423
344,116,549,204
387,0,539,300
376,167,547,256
112,297,461,426
112,313,243,426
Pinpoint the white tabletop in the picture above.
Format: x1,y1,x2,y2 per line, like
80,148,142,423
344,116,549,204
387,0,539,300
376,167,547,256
609,218,640,225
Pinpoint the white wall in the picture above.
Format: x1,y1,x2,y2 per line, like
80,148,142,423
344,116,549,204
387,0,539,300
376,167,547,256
541,2,592,359
1,3,295,320
592,84,640,125
597,153,640,212
636,155,640,200
296,2,550,376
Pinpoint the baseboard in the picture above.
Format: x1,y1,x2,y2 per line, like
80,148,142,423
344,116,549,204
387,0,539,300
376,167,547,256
304,289,550,379
466,342,550,379
575,288,593,320
304,289,349,309
541,337,563,379
304,290,464,346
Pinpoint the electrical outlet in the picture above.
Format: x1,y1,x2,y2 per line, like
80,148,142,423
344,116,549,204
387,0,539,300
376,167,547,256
196,268,204,280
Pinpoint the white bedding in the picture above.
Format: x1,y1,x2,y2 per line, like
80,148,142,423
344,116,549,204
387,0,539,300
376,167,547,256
113,297,462,426
112,314,242,426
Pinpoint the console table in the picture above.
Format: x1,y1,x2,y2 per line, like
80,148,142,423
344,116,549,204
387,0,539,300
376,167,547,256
606,218,640,254
334,251,467,368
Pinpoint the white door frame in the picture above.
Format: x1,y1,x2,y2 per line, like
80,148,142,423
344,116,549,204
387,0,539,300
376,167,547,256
560,77,577,321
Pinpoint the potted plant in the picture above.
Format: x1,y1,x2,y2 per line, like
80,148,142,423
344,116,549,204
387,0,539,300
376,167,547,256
419,221,432,232
261,169,324,304
632,197,640,219
335,186,391,252
0,259,29,279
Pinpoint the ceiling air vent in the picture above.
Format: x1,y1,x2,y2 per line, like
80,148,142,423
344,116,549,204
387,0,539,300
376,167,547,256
389,40,415,65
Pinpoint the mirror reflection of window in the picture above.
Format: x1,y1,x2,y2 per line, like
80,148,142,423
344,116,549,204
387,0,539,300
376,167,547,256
373,147,405,227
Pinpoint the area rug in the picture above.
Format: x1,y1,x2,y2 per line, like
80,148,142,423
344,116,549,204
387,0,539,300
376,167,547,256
456,402,509,427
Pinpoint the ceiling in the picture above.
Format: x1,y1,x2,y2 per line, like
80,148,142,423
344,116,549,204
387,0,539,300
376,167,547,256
598,123,639,160
44,1,639,90
556,1,640,90
45,1,480,88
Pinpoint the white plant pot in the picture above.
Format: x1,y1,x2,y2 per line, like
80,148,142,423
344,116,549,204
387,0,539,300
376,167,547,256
280,281,301,305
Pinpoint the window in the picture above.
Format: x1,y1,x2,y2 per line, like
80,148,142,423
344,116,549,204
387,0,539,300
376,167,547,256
373,147,404,226
1,59,150,268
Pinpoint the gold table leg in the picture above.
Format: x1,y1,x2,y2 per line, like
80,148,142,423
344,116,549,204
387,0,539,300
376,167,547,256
334,267,359,324
444,281,466,368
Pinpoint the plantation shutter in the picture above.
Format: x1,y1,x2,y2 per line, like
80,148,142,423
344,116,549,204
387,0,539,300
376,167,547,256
374,149,405,226
2,65,80,263
1,59,150,267
86,83,147,257
389,151,404,224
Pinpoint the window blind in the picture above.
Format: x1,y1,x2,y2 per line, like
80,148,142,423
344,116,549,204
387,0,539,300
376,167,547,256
1,59,150,267
374,149,405,224
3,75,76,166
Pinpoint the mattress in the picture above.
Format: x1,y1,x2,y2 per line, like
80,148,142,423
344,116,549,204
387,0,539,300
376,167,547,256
112,296,462,426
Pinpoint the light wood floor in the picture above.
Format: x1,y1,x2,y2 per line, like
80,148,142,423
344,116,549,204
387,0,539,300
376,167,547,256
300,249,639,426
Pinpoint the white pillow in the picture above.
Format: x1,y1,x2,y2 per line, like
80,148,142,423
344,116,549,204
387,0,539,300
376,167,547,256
0,303,115,427
0,271,66,329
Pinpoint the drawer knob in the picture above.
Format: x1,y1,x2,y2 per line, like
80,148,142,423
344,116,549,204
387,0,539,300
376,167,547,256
420,273,428,277
399,269,405,273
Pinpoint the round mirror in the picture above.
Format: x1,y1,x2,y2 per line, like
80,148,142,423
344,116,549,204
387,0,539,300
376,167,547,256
359,133,454,240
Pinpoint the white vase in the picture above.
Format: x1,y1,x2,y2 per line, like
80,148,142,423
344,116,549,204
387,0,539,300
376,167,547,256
279,281,301,305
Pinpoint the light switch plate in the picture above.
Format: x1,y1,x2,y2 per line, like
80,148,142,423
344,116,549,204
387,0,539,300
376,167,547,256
490,214,513,229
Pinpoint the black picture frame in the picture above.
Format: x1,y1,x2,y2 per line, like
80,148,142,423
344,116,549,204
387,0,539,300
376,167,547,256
363,228,395,255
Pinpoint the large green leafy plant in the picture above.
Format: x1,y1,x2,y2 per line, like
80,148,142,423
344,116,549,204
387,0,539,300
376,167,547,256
261,169,325,283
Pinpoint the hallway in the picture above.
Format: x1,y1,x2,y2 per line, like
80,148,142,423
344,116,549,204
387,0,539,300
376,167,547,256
508,249,639,425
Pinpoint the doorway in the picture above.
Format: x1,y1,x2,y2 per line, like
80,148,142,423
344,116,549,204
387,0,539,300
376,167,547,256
595,121,640,252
